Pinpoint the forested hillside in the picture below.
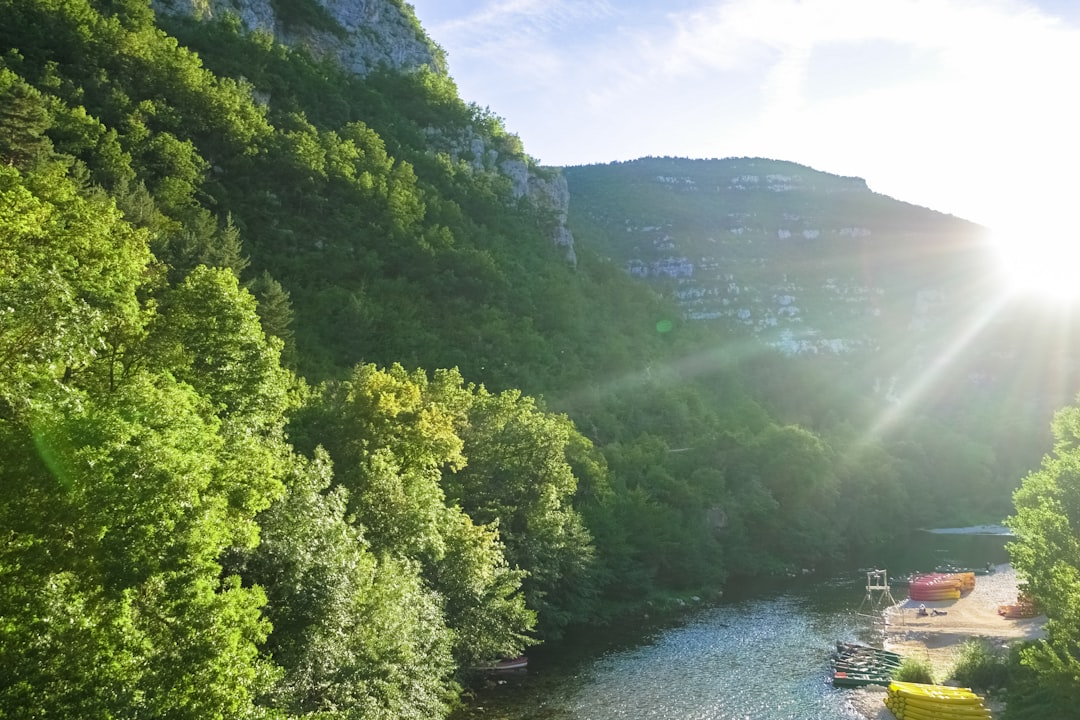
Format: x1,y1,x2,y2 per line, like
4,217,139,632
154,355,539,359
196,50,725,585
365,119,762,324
0,0,1066,717
566,158,1068,517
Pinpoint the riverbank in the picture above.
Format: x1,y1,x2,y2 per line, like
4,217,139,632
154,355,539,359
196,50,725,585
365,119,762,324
844,563,1046,719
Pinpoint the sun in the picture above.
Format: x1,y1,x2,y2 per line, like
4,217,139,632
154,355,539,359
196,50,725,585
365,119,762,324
989,221,1080,303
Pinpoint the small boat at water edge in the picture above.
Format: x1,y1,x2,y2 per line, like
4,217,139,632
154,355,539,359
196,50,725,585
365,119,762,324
833,651,902,669
935,564,994,576
832,670,892,688
471,655,528,673
834,658,901,673
835,641,902,661
831,642,902,688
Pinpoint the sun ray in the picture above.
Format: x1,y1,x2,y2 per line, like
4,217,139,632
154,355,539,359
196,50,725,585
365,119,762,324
988,214,1080,303
861,287,1015,443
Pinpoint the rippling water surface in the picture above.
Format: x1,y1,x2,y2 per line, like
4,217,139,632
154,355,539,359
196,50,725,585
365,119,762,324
558,591,863,720
458,531,1010,720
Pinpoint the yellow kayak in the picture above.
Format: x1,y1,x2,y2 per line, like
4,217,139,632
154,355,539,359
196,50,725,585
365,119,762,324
885,703,991,720
891,698,991,715
890,681,980,700
885,681,992,720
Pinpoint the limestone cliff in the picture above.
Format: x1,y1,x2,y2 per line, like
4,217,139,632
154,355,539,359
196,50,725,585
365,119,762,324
499,155,577,264
152,0,442,77
420,123,578,264
564,157,996,369
525,169,577,265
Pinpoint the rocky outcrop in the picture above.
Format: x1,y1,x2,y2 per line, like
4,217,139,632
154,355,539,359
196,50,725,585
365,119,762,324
423,126,577,265
524,165,577,265
152,0,443,77
155,0,577,262
496,155,578,265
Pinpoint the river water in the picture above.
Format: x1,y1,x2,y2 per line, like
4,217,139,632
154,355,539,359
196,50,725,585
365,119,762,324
456,530,1011,720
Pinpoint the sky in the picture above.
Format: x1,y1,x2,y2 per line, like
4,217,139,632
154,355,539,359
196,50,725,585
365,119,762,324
407,0,1080,286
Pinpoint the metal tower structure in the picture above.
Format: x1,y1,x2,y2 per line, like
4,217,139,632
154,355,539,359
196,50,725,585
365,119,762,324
856,568,898,624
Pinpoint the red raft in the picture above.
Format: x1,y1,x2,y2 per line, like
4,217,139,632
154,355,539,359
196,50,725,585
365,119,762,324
908,572,975,601
999,591,1040,618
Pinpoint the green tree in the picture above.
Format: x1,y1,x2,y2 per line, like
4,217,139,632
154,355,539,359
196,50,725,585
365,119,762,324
446,387,597,636
290,365,535,663
154,265,291,426
0,161,152,399
428,508,535,666
247,269,297,365
322,363,465,559
0,377,276,719
0,67,53,167
240,449,457,719
149,265,293,548
1006,403,1080,714
752,424,840,565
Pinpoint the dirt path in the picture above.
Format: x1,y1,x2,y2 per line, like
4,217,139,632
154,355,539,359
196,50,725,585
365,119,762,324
842,563,1045,719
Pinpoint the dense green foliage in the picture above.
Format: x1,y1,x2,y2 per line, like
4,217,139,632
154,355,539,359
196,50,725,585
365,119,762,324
892,658,936,685
0,158,282,717
1004,403,1080,716
0,0,1062,716
948,638,1010,691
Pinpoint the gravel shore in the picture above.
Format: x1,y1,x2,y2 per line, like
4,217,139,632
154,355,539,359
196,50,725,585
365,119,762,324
843,563,1045,719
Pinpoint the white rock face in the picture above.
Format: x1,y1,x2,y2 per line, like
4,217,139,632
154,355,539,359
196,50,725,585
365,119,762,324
527,171,577,265
499,159,531,199
152,0,441,77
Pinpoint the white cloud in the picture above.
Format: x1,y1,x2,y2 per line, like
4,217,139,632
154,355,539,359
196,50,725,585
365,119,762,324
604,0,1080,225
420,0,1080,228
422,0,618,96
428,0,616,52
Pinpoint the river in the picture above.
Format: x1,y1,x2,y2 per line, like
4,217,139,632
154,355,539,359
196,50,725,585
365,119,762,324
455,529,1011,720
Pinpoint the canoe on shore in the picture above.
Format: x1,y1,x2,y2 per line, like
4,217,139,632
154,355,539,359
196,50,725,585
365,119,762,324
831,642,902,688
835,641,902,661
832,670,892,688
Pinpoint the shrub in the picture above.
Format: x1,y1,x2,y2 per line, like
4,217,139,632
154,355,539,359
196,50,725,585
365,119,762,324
950,638,1010,690
892,657,935,684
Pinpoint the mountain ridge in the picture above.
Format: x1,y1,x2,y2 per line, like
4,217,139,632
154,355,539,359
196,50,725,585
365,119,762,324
564,155,995,356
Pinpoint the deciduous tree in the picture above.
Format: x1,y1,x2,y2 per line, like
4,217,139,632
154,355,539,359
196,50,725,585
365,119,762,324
1007,403,1080,713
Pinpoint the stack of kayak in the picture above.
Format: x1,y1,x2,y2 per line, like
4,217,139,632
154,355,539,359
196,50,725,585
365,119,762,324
831,642,903,688
908,572,975,602
883,681,991,719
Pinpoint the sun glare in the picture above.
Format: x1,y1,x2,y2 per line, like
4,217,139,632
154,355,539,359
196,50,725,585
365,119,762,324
990,224,1080,303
